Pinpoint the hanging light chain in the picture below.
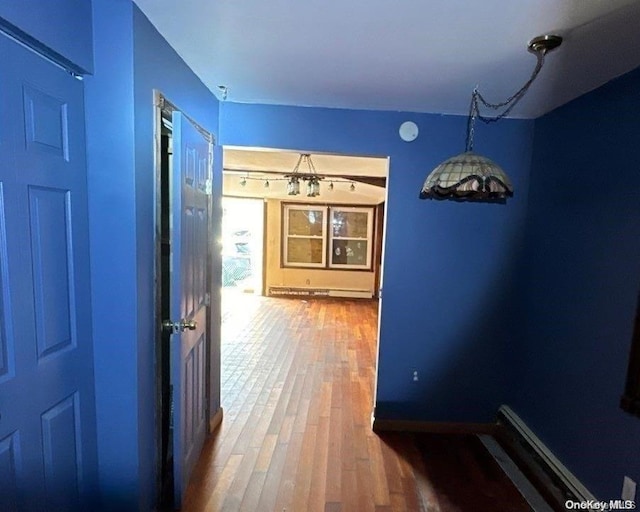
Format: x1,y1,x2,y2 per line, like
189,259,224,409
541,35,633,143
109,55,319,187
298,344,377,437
476,50,545,123
465,50,546,152
465,90,480,152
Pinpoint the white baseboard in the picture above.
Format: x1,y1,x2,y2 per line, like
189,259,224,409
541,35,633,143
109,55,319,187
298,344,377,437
327,289,372,299
268,286,373,299
498,405,597,503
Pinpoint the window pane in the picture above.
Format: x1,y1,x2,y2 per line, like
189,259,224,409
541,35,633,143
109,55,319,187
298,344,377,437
287,238,324,264
332,211,369,238
288,209,324,236
331,240,368,266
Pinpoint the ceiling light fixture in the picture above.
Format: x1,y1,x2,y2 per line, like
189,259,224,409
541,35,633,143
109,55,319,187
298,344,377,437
287,176,300,196
286,154,323,197
420,34,562,203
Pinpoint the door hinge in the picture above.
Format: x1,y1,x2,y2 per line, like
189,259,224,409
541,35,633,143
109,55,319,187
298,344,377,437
205,178,212,195
204,292,211,306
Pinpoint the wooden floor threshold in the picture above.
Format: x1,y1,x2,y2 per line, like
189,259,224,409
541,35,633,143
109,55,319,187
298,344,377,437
209,407,224,434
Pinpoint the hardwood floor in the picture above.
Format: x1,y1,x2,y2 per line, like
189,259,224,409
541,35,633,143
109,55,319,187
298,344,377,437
181,294,535,512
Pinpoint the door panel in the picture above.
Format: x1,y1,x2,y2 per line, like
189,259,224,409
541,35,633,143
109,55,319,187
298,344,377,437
22,84,70,161
0,34,98,511
171,112,210,505
28,187,75,359
40,393,82,510
0,431,20,511
0,185,13,383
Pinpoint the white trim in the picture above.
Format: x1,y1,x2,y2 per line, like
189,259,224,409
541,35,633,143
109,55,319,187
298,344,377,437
498,405,597,504
282,204,327,268
328,206,374,270
268,286,372,299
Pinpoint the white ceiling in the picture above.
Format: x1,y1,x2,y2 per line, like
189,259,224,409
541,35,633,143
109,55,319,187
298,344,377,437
222,148,388,204
133,0,640,118
223,173,386,205
224,147,388,177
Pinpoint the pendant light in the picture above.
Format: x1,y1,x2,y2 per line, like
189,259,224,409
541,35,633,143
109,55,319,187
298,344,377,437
420,34,562,203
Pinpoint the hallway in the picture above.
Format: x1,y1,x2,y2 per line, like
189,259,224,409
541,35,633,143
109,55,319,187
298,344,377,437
181,296,534,511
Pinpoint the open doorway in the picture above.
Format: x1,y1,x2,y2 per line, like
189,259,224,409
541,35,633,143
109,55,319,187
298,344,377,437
222,197,265,295
154,93,215,509
156,106,174,508
220,145,389,410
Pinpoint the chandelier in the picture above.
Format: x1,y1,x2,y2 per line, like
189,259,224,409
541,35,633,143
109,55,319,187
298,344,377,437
420,34,562,203
286,153,322,197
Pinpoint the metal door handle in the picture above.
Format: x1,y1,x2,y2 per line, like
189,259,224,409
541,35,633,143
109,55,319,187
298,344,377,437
162,319,197,333
181,320,197,331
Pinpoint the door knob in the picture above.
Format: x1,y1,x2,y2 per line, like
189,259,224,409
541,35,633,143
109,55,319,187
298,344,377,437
181,320,197,331
162,319,197,333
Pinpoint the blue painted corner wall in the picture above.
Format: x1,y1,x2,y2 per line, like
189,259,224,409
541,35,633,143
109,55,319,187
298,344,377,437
512,66,640,499
85,1,139,508
220,102,535,423
86,1,219,509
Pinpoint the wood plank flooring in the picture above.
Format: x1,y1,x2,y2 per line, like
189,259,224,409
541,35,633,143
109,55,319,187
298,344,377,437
181,294,535,512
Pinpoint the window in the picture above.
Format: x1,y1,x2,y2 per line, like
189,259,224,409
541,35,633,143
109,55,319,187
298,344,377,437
282,203,375,270
283,205,327,268
329,207,374,270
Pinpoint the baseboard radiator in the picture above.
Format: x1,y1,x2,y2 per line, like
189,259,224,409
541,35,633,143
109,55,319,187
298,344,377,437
268,286,373,299
498,405,597,506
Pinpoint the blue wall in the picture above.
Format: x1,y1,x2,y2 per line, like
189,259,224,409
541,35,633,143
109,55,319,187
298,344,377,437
86,1,140,509
0,0,93,73
513,67,640,499
220,102,534,422
86,2,219,509
132,6,220,508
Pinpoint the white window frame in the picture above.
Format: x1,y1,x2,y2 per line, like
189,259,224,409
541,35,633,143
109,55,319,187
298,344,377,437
328,206,374,270
282,204,328,268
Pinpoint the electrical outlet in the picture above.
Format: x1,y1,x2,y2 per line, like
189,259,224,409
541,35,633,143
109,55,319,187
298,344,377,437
622,476,636,501
412,370,419,382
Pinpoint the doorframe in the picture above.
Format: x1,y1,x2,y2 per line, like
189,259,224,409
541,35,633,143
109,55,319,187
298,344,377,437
152,91,216,508
372,156,391,420
220,145,390,423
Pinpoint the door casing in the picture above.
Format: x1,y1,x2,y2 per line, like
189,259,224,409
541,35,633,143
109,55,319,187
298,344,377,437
153,92,214,509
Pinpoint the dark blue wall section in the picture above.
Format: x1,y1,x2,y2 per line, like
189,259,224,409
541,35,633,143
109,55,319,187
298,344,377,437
220,103,534,423
514,66,640,499
0,0,93,73
86,2,219,510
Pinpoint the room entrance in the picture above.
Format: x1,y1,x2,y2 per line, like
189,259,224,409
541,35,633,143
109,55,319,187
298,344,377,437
154,93,214,509
222,197,265,295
